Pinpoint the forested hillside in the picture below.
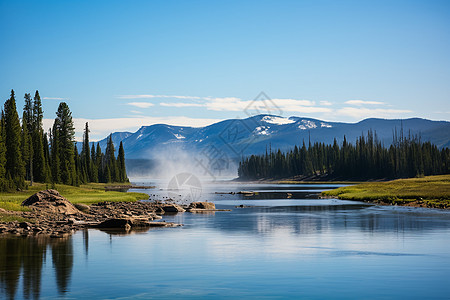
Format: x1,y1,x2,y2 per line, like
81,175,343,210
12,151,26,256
0,90,128,191
238,129,450,180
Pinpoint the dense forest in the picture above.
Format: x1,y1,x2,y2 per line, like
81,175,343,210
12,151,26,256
0,89,128,191
238,129,450,180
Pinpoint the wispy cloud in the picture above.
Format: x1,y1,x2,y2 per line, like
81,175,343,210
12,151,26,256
117,93,413,123
43,97,68,101
130,110,144,114
119,94,335,114
160,102,204,108
44,116,221,142
336,107,412,119
127,102,154,108
345,100,385,106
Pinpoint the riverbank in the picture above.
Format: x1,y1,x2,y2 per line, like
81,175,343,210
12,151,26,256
321,175,450,209
0,182,150,223
0,185,223,236
0,182,150,210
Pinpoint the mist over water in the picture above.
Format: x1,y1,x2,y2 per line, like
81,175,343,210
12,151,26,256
127,147,238,186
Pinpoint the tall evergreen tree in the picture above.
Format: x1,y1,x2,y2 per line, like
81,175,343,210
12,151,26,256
81,122,92,182
0,111,8,191
32,91,47,182
117,141,127,182
96,143,103,182
43,133,52,182
90,143,98,183
23,93,34,183
50,125,61,183
74,143,82,186
105,135,119,182
53,102,76,185
21,111,31,182
4,90,25,189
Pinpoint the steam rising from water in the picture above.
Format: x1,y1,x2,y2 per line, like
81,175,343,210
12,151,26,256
127,146,238,186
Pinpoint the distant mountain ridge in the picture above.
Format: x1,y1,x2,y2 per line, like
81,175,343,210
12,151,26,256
94,115,450,160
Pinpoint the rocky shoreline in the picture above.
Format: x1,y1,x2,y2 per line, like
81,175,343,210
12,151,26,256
0,189,225,237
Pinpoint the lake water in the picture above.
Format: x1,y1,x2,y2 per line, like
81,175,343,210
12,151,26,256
1,182,450,299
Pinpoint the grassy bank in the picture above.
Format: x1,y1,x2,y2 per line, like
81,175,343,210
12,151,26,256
322,175,450,208
0,182,150,212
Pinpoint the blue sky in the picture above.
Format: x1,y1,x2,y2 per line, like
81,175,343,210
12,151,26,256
1,0,449,140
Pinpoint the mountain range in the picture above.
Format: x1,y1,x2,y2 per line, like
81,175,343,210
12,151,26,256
96,115,449,157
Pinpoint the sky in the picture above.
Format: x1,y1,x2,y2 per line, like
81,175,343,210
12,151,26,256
1,0,449,141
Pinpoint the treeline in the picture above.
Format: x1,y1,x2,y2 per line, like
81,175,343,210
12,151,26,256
0,89,128,191
238,129,450,180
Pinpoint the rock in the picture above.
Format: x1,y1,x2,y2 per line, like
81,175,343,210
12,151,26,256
188,202,216,210
74,203,90,212
95,218,132,230
22,189,80,215
18,222,31,230
160,204,185,213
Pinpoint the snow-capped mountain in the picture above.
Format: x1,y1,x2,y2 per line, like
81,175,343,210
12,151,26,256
96,114,450,160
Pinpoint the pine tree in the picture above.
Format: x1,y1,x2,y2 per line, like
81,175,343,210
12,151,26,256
96,143,103,182
54,102,76,185
105,135,119,182
117,141,127,182
50,124,61,183
4,90,25,189
32,91,47,182
23,93,34,183
81,122,92,182
21,111,31,182
0,111,8,191
90,143,98,183
43,133,52,181
74,143,82,186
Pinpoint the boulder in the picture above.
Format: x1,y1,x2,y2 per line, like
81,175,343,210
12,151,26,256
160,204,185,213
95,218,132,230
188,202,216,210
22,189,80,215
74,203,90,212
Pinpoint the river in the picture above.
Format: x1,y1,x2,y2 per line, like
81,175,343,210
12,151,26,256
1,182,450,299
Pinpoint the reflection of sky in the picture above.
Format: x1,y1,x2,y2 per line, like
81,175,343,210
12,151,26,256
65,207,450,299
3,183,450,299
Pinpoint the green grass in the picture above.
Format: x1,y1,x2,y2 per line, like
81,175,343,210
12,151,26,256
322,175,450,208
0,213,32,223
0,182,149,211
278,180,363,184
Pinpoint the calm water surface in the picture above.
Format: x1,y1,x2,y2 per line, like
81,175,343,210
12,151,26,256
1,182,450,299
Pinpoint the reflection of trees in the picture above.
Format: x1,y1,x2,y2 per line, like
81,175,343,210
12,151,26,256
51,237,73,294
0,235,75,299
210,204,448,235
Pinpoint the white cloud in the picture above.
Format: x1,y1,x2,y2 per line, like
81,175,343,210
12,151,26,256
160,102,204,108
44,116,222,142
205,97,249,111
43,97,68,101
320,100,332,106
120,94,335,115
127,102,154,108
336,107,412,119
345,100,385,106
130,110,144,114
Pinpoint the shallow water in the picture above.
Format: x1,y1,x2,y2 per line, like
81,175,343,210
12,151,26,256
1,182,450,299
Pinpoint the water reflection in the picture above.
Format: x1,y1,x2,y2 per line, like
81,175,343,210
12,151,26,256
1,183,450,299
0,236,74,299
